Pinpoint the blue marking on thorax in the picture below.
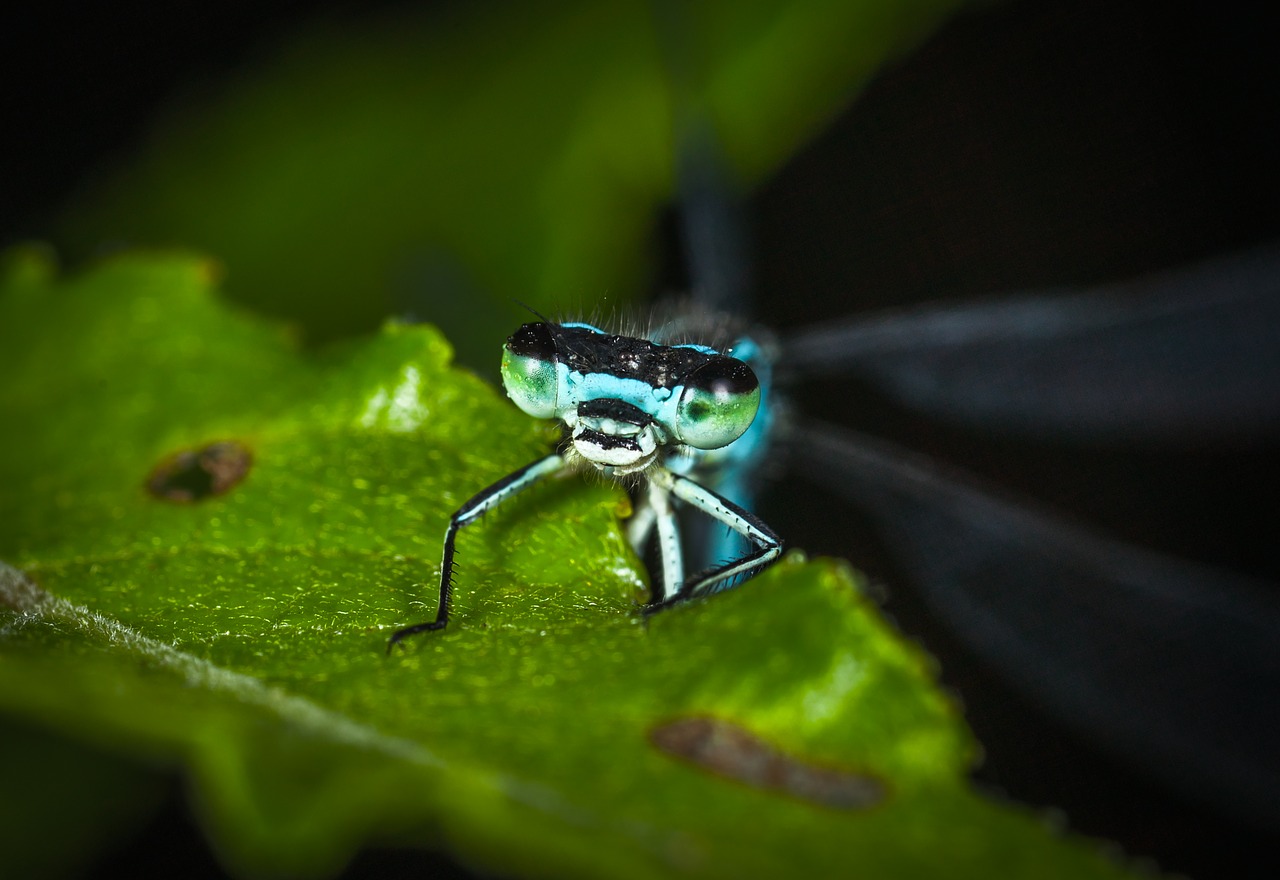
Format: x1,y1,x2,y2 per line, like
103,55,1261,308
687,333,776,570
695,334,773,474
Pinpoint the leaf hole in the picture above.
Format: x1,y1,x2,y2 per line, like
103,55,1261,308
146,441,253,502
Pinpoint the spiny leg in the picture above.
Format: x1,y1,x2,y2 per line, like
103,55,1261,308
387,452,567,651
646,466,781,611
690,468,756,575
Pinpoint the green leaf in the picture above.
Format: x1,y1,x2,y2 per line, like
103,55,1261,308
58,0,968,363
1,251,1143,878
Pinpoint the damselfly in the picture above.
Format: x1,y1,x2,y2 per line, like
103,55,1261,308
387,310,783,647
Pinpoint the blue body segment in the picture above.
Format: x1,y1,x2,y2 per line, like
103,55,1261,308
564,369,680,430
665,333,776,573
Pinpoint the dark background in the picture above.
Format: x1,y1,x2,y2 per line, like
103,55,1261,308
748,4,1278,879
4,1,1277,878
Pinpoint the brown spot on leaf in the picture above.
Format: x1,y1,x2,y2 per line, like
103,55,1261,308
650,716,886,810
146,441,252,502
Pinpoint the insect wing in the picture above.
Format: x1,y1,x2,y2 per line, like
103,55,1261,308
792,419,1280,831
781,243,1280,444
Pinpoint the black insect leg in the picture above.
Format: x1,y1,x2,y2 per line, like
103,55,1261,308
387,452,566,650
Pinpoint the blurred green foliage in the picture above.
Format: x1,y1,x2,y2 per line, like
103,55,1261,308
59,0,966,366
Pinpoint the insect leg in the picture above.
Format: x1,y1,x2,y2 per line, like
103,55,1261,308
387,452,567,650
647,478,684,602
625,492,657,555
648,467,781,607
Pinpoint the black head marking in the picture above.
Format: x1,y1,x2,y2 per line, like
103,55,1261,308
506,322,559,361
577,398,654,426
551,325,725,390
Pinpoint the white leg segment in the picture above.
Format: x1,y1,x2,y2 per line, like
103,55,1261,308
648,479,684,601
626,495,657,556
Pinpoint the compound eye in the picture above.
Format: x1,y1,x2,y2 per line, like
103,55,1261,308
501,323,559,419
674,357,760,449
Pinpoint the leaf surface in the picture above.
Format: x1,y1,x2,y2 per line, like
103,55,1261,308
0,251,1140,878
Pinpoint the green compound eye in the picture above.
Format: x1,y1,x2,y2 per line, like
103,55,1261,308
674,356,760,449
501,323,560,419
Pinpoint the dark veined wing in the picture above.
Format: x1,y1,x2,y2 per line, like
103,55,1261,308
780,243,1280,443
790,420,1280,831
